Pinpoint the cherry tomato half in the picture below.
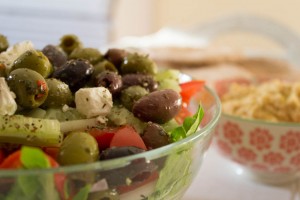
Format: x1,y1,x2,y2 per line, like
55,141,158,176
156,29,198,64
110,125,147,150
89,128,116,151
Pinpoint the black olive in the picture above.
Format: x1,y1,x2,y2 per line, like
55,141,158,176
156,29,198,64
99,157,157,188
122,73,158,92
94,71,122,96
100,146,145,160
52,59,94,92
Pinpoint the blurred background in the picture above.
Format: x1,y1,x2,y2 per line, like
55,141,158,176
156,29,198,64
1,0,300,49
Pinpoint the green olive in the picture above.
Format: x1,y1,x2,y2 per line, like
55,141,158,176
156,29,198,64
91,60,117,82
10,50,53,78
121,85,149,111
41,78,73,108
58,131,99,166
0,34,9,53
59,34,82,55
69,47,103,65
120,53,157,75
7,68,48,108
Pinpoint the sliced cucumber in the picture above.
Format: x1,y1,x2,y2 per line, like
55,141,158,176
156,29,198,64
0,115,62,147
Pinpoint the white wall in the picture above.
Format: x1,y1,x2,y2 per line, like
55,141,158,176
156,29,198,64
113,0,300,41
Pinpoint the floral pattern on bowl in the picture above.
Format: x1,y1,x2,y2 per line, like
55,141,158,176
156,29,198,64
215,114,300,184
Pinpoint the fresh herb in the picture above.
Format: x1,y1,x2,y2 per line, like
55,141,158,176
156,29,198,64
21,146,50,168
170,105,204,142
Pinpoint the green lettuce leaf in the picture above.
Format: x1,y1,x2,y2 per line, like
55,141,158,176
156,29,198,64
147,105,205,199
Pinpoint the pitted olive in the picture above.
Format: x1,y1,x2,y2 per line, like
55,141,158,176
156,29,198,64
94,71,122,95
132,89,182,123
7,68,48,108
59,34,82,55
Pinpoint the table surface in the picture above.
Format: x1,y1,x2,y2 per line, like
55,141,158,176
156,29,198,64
182,142,299,200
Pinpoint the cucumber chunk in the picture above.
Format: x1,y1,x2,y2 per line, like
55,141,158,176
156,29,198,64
0,115,62,147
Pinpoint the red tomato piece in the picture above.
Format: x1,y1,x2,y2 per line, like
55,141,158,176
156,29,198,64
110,126,147,150
0,150,22,169
43,147,60,160
89,128,116,151
180,80,205,104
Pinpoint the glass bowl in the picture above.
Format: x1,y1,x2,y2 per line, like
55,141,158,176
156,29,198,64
0,85,221,200
215,113,300,185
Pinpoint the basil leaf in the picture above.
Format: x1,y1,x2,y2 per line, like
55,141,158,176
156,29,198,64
20,146,50,169
170,105,204,142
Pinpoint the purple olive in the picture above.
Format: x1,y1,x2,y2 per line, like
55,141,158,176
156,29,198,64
142,122,170,149
94,71,122,95
132,89,182,124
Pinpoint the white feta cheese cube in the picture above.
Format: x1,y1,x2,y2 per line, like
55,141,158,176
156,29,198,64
0,77,17,115
75,87,113,118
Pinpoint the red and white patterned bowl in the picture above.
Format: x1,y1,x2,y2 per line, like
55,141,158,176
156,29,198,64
215,114,300,184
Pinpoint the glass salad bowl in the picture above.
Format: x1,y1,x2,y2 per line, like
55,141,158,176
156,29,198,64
0,31,221,199
0,84,221,200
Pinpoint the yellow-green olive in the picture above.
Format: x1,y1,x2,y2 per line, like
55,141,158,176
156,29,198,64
59,34,82,55
120,85,149,111
92,60,117,78
69,47,103,65
120,53,157,75
41,78,73,108
7,68,48,108
10,50,53,78
58,131,99,166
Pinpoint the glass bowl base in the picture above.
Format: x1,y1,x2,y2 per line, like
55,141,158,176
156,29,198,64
233,165,297,185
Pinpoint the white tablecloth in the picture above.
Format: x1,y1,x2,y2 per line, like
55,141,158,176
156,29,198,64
183,143,299,200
